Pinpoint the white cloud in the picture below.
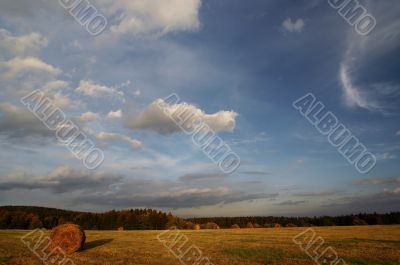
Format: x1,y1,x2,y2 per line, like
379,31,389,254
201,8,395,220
375,152,397,161
107,109,122,119
282,18,305,33
98,0,202,37
75,80,124,101
133,89,141,96
124,98,238,134
339,64,378,111
0,57,61,80
338,2,400,113
0,28,48,57
396,130,400,136
79,112,98,122
96,132,143,149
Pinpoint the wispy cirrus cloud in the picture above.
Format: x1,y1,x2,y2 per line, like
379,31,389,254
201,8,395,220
96,132,143,150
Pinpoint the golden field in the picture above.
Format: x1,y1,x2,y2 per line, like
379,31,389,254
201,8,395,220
0,225,399,265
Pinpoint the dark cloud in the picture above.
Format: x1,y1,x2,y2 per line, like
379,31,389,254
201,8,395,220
321,191,400,214
178,173,226,183
75,190,278,209
0,168,278,209
0,103,53,141
274,200,307,206
0,166,123,194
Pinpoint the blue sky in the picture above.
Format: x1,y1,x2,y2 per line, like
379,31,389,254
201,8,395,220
0,0,399,217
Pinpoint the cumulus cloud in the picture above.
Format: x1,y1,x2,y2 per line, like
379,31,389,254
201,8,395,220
97,0,202,37
79,111,98,122
0,57,61,80
124,98,238,134
106,109,122,119
0,28,48,57
282,18,305,33
75,80,124,101
96,132,143,149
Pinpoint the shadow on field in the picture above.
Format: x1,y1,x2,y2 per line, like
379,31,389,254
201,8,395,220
83,239,113,251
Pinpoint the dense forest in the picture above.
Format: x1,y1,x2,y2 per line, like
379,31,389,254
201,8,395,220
188,212,400,228
0,206,399,230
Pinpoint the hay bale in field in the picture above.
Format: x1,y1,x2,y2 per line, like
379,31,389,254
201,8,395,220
246,222,254,228
49,224,85,254
274,223,281,228
193,224,201,230
118,227,124,231
230,224,240,229
204,222,220,229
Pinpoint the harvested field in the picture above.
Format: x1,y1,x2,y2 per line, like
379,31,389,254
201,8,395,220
0,225,399,265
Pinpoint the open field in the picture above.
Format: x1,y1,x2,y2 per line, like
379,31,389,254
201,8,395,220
0,226,399,265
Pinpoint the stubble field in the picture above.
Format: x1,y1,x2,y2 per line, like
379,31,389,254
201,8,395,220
0,225,399,265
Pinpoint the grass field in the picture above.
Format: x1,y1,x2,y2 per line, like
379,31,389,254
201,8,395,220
0,226,399,265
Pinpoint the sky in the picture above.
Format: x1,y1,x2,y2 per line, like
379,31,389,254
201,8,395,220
0,0,399,217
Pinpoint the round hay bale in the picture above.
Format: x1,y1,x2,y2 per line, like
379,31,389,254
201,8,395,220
49,224,85,254
193,224,201,230
246,222,254,228
230,224,240,229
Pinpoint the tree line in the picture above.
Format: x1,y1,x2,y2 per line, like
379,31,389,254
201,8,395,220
0,206,399,230
188,212,400,228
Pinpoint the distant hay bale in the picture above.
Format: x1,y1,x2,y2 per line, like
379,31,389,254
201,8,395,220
230,224,240,229
274,223,281,228
246,222,254,228
204,222,220,229
253,223,262,228
49,224,85,254
193,224,201,230
118,227,124,231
